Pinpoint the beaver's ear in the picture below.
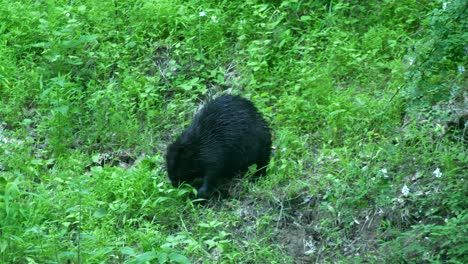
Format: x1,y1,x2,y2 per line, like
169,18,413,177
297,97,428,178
179,144,195,160
167,143,195,161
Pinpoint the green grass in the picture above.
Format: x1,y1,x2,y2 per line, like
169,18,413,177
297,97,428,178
1,0,467,263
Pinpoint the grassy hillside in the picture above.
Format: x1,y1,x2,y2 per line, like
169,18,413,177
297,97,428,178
1,0,466,263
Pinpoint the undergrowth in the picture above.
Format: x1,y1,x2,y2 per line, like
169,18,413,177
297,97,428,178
1,0,466,263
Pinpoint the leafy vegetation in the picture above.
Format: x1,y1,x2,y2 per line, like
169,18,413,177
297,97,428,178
1,0,466,263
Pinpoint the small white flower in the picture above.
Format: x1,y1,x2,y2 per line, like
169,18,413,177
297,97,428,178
442,2,450,10
433,167,442,178
408,57,415,66
66,12,70,17
199,11,206,17
402,185,410,197
434,123,444,134
380,168,388,178
211,15,218,23
457,65,465,74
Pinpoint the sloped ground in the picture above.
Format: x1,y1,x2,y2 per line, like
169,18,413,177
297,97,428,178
1,0,466,263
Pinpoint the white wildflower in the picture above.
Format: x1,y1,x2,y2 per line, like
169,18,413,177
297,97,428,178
211,15,218,23
380,168,389,178
442,2,450,10
433,167,442,178
199,11,206,17
457,65,465,74
401,185,410,197
408,57,415,66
